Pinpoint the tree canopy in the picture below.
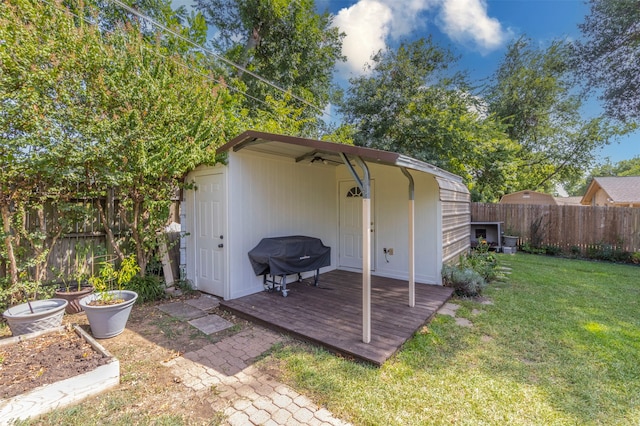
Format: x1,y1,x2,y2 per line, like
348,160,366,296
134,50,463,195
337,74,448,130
194,0,345,133
0,0,235,292
338,38,521,202
575,0,640,124
486,37,616,193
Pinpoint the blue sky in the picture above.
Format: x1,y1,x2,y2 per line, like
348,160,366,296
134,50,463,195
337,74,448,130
173,0,639,164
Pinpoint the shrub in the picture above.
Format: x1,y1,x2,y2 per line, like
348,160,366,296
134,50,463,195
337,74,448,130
570,245,582,258
543,245,561,256
126,275,166,304
442,264,487,297
632,252,640,265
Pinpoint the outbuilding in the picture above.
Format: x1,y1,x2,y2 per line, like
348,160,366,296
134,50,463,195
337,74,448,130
182,131,469,343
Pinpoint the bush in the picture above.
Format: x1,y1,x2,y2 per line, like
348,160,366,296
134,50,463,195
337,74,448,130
125,275,166,304
442,264,487,297
543,245,561,256
570,245,582,258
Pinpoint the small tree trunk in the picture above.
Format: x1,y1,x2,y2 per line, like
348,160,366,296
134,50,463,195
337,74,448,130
0,202,18,286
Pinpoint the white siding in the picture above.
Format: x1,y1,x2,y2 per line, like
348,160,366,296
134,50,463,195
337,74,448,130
226,151,338,299
437,177,471,264
335,164,441,284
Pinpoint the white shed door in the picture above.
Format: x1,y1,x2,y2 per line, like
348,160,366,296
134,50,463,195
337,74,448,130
193,173,225,297
339,180,375,270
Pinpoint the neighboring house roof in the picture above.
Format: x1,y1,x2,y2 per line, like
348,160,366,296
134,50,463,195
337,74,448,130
555,196,583,206
581,176,640,206
499,190,557,205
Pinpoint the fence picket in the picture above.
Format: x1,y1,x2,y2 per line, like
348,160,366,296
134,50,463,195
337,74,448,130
471,203,640,253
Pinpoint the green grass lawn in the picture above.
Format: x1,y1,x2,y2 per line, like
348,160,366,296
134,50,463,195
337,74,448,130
267,254,640,425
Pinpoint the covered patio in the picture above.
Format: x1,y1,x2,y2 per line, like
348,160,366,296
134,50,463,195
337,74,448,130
220,270,453,365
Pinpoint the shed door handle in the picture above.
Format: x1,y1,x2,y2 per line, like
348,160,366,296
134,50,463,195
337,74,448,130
218,244,224,248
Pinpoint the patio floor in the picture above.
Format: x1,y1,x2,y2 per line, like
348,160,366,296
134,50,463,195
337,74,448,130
219,270,453,365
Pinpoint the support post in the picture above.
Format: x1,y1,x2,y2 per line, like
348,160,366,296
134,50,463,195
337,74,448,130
341,153,372,343
401,168,415,308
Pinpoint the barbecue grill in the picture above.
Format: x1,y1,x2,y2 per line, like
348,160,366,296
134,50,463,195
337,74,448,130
248,236,331,297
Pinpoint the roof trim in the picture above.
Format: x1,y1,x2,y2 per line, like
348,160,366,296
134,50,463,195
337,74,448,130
218,130,465,185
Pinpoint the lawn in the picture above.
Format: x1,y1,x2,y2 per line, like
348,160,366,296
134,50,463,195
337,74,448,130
265,254,640,425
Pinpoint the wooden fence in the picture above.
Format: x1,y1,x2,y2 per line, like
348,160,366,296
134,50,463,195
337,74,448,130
471,203,640,253
1,196,181,283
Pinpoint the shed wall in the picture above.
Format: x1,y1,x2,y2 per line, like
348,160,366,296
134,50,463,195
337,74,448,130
226,150,338,299
437,177,471,264
335,164,440,284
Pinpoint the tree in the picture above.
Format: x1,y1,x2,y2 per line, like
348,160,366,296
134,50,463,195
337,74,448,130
1,0,236,296
486,37,616,193
0,0,105,293
338,38,520,202
194,0,344,132
575,0,640,124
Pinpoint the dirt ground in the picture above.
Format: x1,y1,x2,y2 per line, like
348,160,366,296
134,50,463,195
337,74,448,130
0,292,257,425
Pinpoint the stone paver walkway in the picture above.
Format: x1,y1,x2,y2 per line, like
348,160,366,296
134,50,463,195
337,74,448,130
160,297,351,426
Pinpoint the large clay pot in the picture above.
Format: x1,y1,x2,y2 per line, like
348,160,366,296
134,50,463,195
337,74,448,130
2,299,68,336
79,290,138,339
54,286,94,314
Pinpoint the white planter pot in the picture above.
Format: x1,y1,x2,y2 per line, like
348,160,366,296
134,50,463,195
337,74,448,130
503,235,519,247
2,299,68,336
79,290,138,339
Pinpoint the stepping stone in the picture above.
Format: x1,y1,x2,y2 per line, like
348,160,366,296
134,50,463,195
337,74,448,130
438,302,461,317
185,295,220,311
158,302,207,321
188,314,233,335
471,309,483,316
455,317,473,327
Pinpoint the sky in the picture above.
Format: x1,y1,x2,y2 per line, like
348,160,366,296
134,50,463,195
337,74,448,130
172,0,639,164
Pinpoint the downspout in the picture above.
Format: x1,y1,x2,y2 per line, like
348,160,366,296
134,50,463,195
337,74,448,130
340,153,372,344
401,168,415,308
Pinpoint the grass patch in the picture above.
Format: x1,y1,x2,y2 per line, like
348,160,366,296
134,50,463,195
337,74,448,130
268,254,640,425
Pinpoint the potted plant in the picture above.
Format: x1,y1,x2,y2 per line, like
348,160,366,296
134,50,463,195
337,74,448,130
53,250,95,314
79,255,139,339
2,284,68,336
502,227,519,248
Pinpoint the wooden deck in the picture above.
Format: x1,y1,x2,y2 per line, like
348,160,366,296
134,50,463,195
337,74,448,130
220,270,453,365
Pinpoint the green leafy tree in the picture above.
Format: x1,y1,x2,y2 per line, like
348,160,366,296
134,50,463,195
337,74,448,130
338,38,519,201
75,21,236,275
194,0,345,133
0,0,104,291
1,0,236,295
486,37,616,193
575,0,640,124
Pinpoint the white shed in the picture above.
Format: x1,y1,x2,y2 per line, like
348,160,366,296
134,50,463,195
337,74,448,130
182,131,470,342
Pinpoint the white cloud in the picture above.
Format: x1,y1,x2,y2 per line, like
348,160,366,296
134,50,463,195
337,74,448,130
438,0,511,52
334,0,393,75
331,0,509,76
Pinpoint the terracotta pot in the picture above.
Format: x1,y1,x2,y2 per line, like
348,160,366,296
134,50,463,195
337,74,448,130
54,286,95,314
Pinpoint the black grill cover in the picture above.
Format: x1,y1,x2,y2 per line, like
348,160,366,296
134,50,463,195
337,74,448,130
248,236,331,276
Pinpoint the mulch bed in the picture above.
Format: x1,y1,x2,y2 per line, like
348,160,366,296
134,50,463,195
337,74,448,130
0,326,109,399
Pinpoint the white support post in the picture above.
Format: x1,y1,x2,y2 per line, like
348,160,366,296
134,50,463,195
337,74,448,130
362,197,371,343
408,199,415,307
401,168,416,308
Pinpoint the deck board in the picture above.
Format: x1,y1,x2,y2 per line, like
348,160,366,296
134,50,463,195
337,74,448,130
219,270,453,365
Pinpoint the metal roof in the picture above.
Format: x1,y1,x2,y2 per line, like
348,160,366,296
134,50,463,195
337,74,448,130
218,130,466,185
